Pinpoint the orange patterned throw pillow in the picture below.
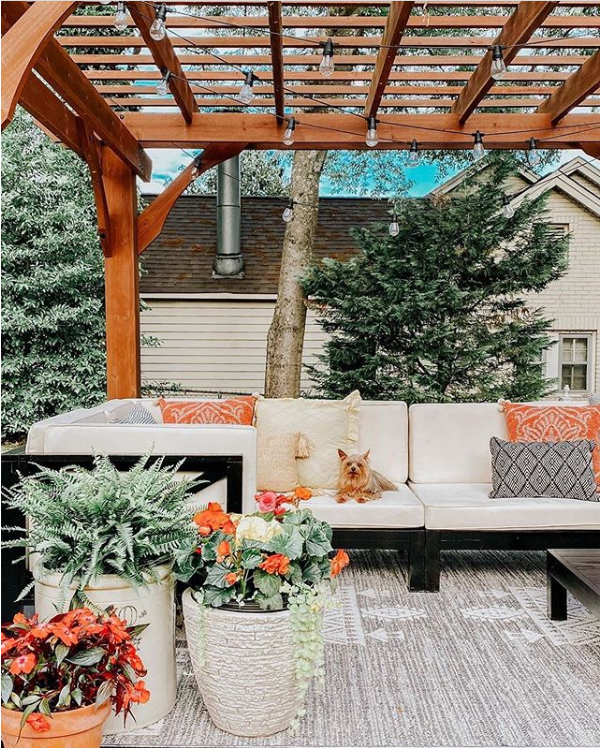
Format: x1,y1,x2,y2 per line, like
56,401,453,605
502,403,600,490
157,396,256,425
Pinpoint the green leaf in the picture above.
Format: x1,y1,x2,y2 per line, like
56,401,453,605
253,568,281,598
39,698,52,717
57,683,71,708
302,560,323,584
55,642,70,666
264,526,304,560
288,561,303,585
241,549,263,569
1,674,13,704
71,688,83,706
304,528,333,558
95,680,113,707
20,701,39,729
203,585,235,608
256,592,284,611
122,662,137,684
66,647,105,666
10,692,22,709
205,563,236,589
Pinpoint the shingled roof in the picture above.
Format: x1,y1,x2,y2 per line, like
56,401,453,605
139,195,392,296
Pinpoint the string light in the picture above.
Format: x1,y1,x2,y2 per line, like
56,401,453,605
528,137,541,167
282,199,294,222
238,71,258,104
283,117,296,146
407,139,420,168
472,131,486,160
491,45,507,81
114,2,128,31
150,3,167,41
389,211,400,237
99,0,111,4
156,70,171,96
365,117,378,148
319,39,335,78
502,194,515,218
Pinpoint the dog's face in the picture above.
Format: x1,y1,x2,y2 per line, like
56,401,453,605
338,449,371,483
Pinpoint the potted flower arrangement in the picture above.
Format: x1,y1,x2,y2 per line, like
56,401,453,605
1,608,148,748
2,454,198,733
176,492,349,738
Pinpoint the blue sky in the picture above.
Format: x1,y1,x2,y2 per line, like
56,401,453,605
139,148,597,197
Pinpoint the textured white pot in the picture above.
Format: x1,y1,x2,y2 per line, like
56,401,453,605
182,588,303,737
34,565,176,735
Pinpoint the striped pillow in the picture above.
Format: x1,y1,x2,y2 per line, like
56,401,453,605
113,402,157,425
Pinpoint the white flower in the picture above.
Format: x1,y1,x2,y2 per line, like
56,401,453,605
235,516,282,546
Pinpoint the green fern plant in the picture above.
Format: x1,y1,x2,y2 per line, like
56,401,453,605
2,454,200,600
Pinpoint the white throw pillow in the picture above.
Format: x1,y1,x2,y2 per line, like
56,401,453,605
255,391,361,491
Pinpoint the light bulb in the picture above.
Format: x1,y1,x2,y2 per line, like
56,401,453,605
99,0,111,4
389,213,400,237
156,71,170,96
282,200,294,223
502,195,514,219
407,139,420,168
491,45,507,81
319,38,335,77
114,2,128,31
283,117,296,146
238,71,256,104
528,137,541,167
365,116,378,148
191,156,202,178
149,3,167,41
473,130,485,161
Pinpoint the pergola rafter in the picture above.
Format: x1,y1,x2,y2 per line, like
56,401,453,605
1,0,599,399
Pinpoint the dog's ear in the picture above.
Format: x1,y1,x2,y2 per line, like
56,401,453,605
362,450,371,461
337,449,348,460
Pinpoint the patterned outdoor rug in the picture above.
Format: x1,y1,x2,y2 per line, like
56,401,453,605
104,551,600,747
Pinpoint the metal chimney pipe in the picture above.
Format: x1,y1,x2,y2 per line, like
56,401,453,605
213,155,244,278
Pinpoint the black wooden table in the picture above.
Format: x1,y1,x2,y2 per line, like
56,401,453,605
1,450,243,621
547,549,600,620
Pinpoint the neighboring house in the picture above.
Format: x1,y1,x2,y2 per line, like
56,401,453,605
140,157,600,398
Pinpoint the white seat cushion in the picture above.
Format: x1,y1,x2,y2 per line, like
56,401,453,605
410,483,600,531
302,484,424,529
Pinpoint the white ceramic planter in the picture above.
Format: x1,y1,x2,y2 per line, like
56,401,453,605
182,588,303,737
35,565,176,735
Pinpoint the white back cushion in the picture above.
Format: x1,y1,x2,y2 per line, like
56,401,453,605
358,401,408,483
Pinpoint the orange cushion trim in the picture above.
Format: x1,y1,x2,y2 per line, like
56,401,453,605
503,403,600,490
158,396,256,425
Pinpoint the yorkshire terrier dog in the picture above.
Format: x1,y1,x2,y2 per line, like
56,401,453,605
336,449,396,504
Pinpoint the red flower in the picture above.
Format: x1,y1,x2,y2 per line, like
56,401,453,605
26,713,51,732
122,644,146,674
222,520,236,535
106,615,129,643
9,652,37,675
29,625,51,640
48,621,78,647
256,491,278,513
259,554,290,576
13,613,28,626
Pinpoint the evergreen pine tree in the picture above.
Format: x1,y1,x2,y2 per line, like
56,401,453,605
303,157,569,404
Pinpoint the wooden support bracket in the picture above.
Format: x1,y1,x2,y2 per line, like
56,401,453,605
77,119,111,256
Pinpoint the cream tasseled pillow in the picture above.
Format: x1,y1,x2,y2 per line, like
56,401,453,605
255,391,361,491
256,432,302,493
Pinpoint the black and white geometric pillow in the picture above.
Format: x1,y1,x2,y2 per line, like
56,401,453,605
489,437,598,502
113,402,157,425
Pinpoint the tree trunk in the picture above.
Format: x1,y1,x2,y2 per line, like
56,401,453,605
265,149,327,397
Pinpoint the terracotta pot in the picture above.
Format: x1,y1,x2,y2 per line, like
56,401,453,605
34,565,176,734
1,701,111,748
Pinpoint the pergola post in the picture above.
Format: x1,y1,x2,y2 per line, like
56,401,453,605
101,146,141,399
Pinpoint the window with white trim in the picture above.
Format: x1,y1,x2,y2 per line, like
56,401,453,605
559,334,592,392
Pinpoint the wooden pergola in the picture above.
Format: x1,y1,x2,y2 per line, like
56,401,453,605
2,0,599,399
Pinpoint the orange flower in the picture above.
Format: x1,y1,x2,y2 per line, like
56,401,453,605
194,502,234,536
259,554,290,576
216,540,231,562
129,680,150,704
9,652,37,675
1,636,18,655
26,714,51,733
29,625,51,640
106,615,130,643
330,550,350,577
225,572,239,586
122,644,145,674
13,613,28,626
294,487,313,501
48,621,78,647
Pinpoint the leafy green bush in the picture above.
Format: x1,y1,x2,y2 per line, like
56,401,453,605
1,110,106,440
3,455,199,600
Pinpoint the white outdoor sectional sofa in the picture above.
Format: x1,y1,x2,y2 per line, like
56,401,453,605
21,398,600,591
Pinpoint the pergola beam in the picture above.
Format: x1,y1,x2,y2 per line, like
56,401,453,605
126,1,197,123
2,0,151,181
451,1,559,123
267,2,285,120
138,142,248,254
77,119,111,256
1,1,79,130
364,2,414,119
122,112,600,150
538,50,600,123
